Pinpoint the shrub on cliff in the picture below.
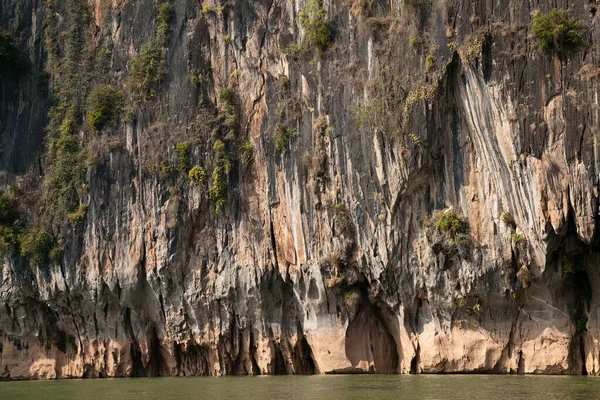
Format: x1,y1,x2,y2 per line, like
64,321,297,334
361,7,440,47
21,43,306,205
297,0,333,53
208,168,227,213
216,88,238,139
87,85,125,130
126,2,174,102
127,43,167,101
174,142,190,173
67,203,88,225
0,194,22,256
430,210,472,259
188,166,207,186
531,9,586,54
20,227,54,267
239,141,255,166
434,210,466,237
48,247,64,264
274,123,299,152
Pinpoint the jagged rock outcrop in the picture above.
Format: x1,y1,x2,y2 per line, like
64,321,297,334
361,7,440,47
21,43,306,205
1,0,600,379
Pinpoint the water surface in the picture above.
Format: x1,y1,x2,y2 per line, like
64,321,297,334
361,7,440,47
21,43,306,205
1,374,599,399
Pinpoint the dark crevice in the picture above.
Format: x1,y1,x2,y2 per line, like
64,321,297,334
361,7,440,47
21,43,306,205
271,341,287,375
269,211,279,268
147,326,166,377
174,341,209,376
580,334,588,376
481,34,493,83
291,334,317,374
249,329,261,375
517,351,524,375
124,308,146,377
410,343,421,374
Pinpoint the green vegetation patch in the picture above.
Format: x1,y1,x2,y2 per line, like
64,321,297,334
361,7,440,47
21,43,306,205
188,166,207,186
430,209,472,259
43,0,95,223
67,203,88,225
46,110,87,220
531,9,586,54
208,168,227,213
0,194,22,256
274,123,299,152
175,142,190,173
296,0,333,53
239,141,255,165
435,210,466,237
215,88,238,139
87,85,125,130
126,2,175,101
511,232,526,245
20,227,56,267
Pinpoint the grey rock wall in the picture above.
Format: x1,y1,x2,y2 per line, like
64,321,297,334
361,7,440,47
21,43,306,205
1,0,600,378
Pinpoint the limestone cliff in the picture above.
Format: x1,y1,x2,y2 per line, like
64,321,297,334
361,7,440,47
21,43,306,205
1,0,600,379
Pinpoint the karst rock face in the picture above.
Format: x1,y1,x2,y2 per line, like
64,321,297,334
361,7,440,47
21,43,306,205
0,0,599,379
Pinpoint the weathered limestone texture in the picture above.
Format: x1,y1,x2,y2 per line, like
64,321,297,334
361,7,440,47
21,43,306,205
1,0,600,378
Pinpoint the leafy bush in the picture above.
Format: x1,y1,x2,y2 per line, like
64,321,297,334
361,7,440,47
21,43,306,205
49,247,64,264
302,151,327,180
87,85,125,130
126,2,174,101
297,0,333,52
215,88,238,139
20,228,54,267
0,194,22,256
218,87,235,104
435,210,466,237
517,265,532,288
239,141,255,165
458,32,485,64
208,168,227,213
127,43,166,101
174,142,190,172
213,139,226,154
430,210,471,259
425,55,435,71
157,2,175,43
274,123,299,152
160,161,175,177
512,232,526,245
531,9,585,54
47,110,86,220
67,203,88,225
213,139,232,173
158,3,175,24
200,4,214,17
188,165,207,186
189,69,205,85
313,115,330,136
283,43,309,59
0,194,20,227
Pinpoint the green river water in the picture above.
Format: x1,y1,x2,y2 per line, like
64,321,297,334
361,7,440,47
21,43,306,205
0,375,598,399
